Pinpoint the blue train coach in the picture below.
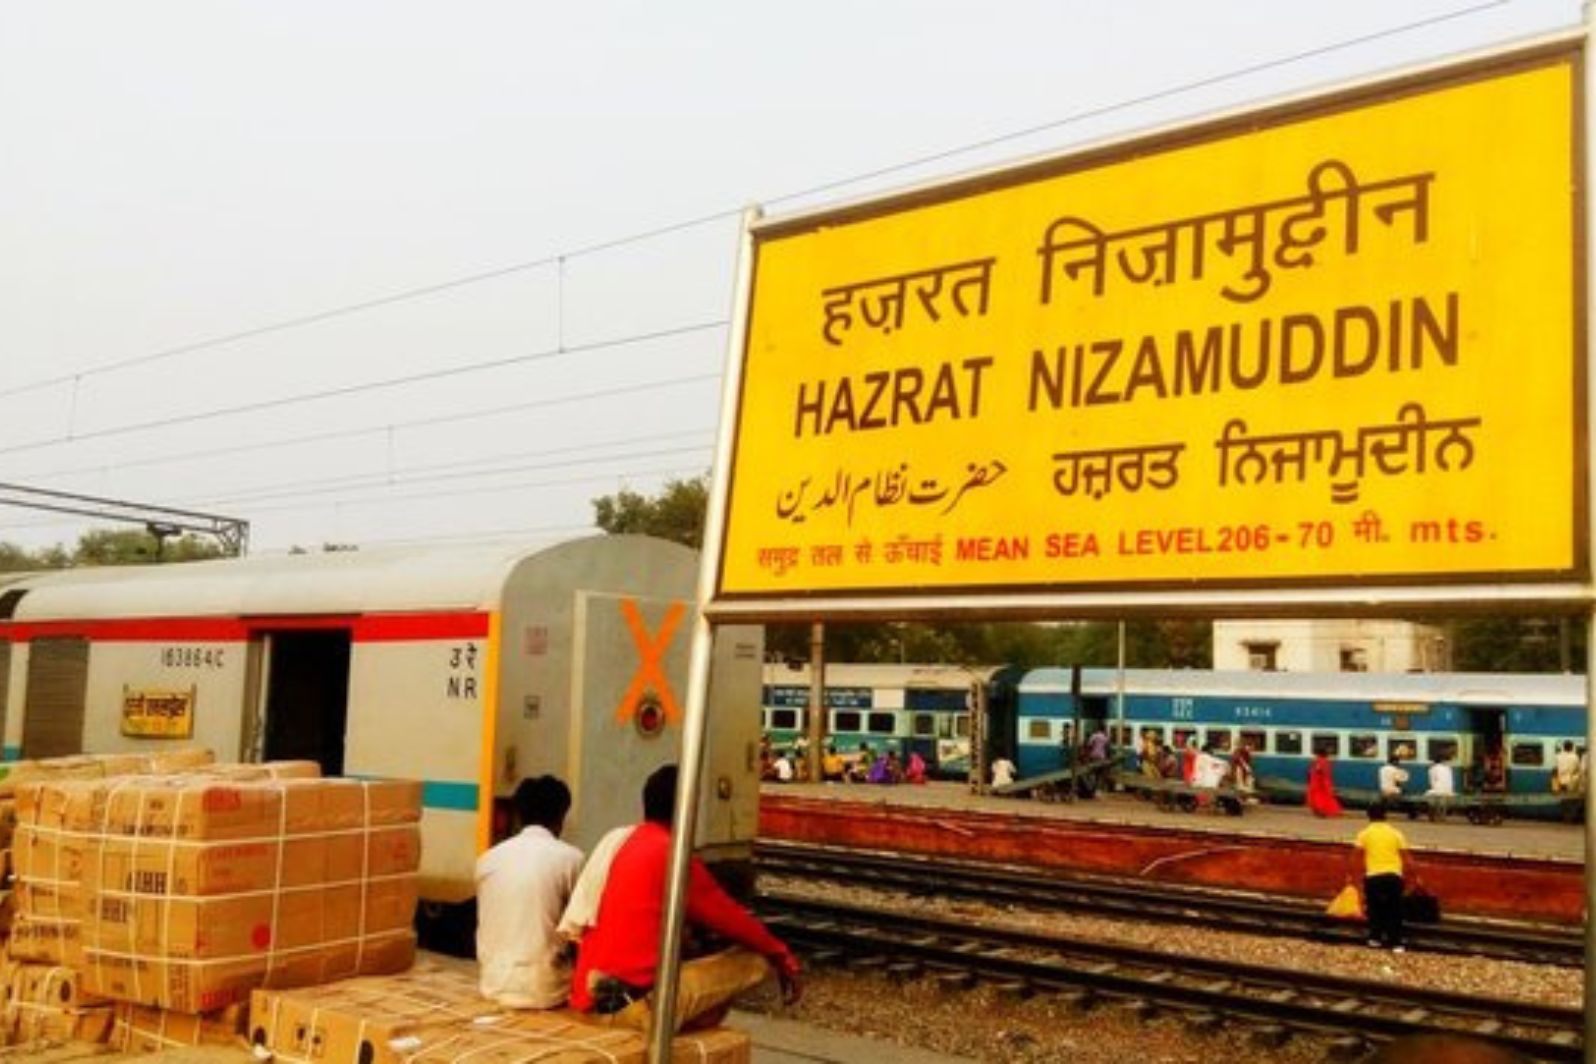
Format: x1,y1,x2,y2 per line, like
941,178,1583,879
1012,668,1584,803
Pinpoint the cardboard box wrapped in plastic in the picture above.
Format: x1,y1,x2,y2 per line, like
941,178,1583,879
251,962,752,1064
110,1001,247,1053
8,760,327,969
14,773,420,1012
0,961,113,1048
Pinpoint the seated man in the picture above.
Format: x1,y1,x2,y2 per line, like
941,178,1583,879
572,765,801,1031
476,775,585,1008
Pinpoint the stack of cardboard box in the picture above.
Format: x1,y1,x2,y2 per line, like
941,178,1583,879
2,755,422,1054
250,959,752,1064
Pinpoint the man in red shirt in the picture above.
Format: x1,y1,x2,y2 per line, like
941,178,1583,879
570,765,801,1030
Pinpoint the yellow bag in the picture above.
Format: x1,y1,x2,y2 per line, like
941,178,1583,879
1325,884,1364,920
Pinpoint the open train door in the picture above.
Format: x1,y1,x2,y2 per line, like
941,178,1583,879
254,628,353,776
1466,706,1508,789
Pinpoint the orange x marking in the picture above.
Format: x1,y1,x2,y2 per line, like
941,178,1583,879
615,598,686,724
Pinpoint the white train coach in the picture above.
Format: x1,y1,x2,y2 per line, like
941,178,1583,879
0,535,762,913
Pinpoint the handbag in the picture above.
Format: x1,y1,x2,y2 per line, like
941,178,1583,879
1402,884,1442,924
1325,884,1364,920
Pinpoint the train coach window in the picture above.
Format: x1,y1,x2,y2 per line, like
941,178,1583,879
1141,726,1166,746
834,711,862,733
1173,727,1196,750
1027,719,1052,741
1238,729,1267,753
867,712,897,734
955,715,970,738
1112,724,1133,747
912,713,937,738
1311,734,1341,757
1427,738,1459,763
770,709,799,731
1511,742,1546,767
1350,735,1380,759
1204,729,1232,752
1275,731,1303,755
1387,735,1418,760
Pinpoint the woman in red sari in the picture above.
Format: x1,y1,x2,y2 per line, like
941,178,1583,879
1306,750,1343,817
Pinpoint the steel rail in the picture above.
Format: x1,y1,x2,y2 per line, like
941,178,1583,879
755,839,1583,967
756,892,1584,1061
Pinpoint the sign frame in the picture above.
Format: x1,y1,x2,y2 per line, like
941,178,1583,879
707,35,1591,621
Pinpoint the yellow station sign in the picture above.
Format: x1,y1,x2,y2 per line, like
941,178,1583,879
717,52,1581,600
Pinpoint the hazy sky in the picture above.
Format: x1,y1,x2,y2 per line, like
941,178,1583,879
0,0,1578,554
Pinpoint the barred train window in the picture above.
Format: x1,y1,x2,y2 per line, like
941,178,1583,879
1205,729,1233,752
1511,742,1545,767
867,712,897,734
912,713,936,738
771,709,799,731
1427,738,1459,763
1027,719,1052,740
1275,731,1303,755
1312,733,1341,757
1349,735,1380,759
834,711,862,733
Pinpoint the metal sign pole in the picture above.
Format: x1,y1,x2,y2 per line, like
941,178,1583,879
647,207,762,1064
1582,12,1596,1061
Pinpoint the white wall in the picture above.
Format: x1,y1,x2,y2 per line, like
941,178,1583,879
1212,619,1450,673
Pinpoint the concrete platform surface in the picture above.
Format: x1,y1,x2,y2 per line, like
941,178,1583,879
731,1010,977,1064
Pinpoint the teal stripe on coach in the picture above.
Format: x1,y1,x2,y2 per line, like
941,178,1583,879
421,779,480,811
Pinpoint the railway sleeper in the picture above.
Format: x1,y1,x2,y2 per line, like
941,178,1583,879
1472,1019,1503,1036
1325,1035,1368,1061
1329,998,1362,1014
1186,1012,1223,1033
1248,1024,1292,1049
934,971,976,992
992,980,1032,1001
1122,998,1159,1021
886,962,921,982
1054,988,1095,1012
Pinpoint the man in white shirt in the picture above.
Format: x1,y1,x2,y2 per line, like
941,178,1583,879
1425,754,1455,820
991,756,1017,788
476,775,585,1008
773,752,795,783
1379,753,1412,818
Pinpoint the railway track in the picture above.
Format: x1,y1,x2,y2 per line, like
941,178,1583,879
755,840,1584,967
756,892,1585,1061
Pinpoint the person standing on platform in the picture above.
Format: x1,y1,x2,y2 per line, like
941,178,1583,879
572,765,801,1031
1347,802,1418,951
1425,753,1455,820
1379,753,1411,815
1139,731,1162,781
821,745,846,784
476,775,585,1009
1307,748,1344,817
1553,740,1580,821
991,754,1017,789
773,751,794,783
1181,737,1198,784
1231,739,1256,799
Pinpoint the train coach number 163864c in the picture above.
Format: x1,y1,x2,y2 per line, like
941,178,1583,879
160,646,226,669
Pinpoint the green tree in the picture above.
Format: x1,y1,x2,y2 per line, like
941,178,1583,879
0,528,226,572
592,477,709,548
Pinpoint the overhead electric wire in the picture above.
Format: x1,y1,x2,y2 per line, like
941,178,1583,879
0,321,726,458
216,462,710,516
13,372,722,482
191,440,714,507
0,0,1512,406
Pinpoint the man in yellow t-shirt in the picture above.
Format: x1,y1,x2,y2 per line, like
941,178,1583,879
1349,802,1418,952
